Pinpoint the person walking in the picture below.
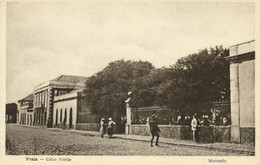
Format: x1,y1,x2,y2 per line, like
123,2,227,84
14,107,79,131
100,118,106,138
107,117,116,138
150,114,160,147
191,114,198,142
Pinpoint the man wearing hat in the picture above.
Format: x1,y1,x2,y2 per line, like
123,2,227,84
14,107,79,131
150,114,160,147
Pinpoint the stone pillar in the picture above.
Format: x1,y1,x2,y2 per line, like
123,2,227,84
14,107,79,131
230,63,240,143
16,112,19,124
17,111,20,124
125,97,132,134
228,40,255,143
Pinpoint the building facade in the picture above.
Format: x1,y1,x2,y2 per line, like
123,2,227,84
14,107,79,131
53,89,99,130
53,89,80,129
17,94,33,125
33,75,88,127
228,40,255,143
6,103,18,123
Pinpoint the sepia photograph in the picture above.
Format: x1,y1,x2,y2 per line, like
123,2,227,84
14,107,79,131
1,0,258,163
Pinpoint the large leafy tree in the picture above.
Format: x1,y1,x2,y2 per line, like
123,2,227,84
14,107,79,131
161,46,230,116
84,46,230,119
130,68,171,108
83,60,154,116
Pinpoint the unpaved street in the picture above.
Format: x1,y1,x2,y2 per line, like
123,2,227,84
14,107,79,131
6,124,249,156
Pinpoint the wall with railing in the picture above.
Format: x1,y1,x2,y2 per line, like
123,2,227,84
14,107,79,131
129,124,232,143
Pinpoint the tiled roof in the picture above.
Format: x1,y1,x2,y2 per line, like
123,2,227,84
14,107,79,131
18,94,33,102
34,75,89,91
51,75,88,86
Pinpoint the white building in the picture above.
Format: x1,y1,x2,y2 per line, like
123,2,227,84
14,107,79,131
228,40,255,143
53,89,81,129
53,88,99,130
33,75,88,127
17,94,33,125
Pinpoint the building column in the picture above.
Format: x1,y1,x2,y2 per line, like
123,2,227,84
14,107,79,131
230,63,240,143
17,112,19,124
47,87,53,127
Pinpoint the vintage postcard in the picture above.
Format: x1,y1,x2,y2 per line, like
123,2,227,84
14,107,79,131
0,0,259,164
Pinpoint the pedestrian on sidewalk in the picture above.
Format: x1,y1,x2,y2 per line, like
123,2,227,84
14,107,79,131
146,117,150,125
150,114,160,147
100,118,106,138
107,117,116,138
191,114,198,142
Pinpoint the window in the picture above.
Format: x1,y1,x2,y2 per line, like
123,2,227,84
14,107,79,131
34,95,37,107
36,94,39,108
38,93,40,107
54,90,58,96
59,91,67,96
35,95,37,108
42,91,45,105
39,93,42,107
45,91,48,107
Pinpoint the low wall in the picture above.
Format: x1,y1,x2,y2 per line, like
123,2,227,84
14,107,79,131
130,124,231,143
240,127,255,144
53,123,75,129
76,123,100,131
130,125,192,140
213,126,231,143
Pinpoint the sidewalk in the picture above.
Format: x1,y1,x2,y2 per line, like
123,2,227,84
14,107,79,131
48,126,255,155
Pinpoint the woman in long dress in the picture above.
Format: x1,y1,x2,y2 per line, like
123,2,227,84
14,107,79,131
100,118,106,138
107,117,116,138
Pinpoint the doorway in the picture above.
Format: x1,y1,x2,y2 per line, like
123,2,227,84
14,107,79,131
56,109,58,126
69,108,72,129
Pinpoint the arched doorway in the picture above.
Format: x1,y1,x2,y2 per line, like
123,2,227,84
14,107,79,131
69,108,72,128
60,109,62,123
55,109,58,126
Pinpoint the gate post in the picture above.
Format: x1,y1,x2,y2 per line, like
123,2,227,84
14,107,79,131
229,62,240,143
227,40,255,143
125,92,132,134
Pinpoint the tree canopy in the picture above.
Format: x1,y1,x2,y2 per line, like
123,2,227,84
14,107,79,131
84,46,230,117
83,60,155,116
159,46,230,116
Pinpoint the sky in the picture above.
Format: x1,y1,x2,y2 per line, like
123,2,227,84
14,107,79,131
6,2,255,103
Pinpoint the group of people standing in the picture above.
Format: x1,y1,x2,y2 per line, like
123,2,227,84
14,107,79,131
99,114,199,146
148,114,199,146
100,117,116,138
148,113,199,146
